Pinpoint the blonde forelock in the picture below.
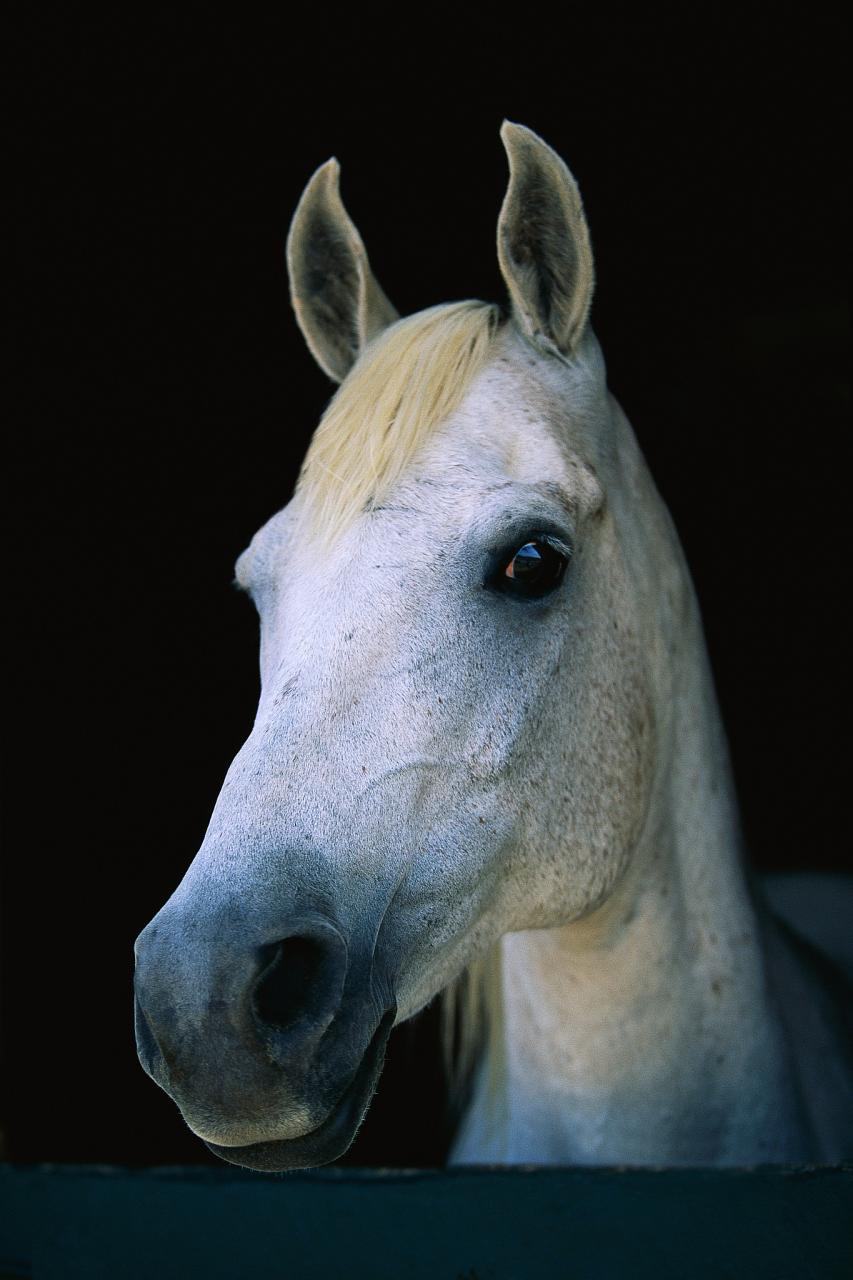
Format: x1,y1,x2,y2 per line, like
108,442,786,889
295,300,503,546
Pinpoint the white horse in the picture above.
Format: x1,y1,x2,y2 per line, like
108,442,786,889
134,122,852,1169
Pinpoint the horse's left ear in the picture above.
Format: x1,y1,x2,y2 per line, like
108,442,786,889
286,158,399,383
497,121,595,358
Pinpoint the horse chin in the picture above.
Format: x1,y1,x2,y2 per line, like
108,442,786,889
203,1009,395,1171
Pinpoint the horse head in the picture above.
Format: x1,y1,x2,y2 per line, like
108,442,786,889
134,123,673,1170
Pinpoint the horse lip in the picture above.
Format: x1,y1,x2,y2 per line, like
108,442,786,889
203,1007,396,1171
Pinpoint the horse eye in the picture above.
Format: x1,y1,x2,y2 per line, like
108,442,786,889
496,540,569,599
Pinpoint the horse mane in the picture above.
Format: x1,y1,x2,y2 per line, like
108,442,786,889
295,300,504,546
440,943,504,1116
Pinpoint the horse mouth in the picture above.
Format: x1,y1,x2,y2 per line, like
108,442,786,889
203,1009,396,1171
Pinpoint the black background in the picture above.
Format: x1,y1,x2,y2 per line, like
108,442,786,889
6,12,849,1168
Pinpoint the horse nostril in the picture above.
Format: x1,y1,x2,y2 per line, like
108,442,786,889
252,933,344,1040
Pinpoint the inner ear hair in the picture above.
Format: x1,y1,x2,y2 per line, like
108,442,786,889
286,158,398,383
497,121,594,359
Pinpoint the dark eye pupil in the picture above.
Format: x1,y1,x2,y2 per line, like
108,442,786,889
500,540,568,597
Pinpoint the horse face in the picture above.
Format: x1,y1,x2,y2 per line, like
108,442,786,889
134,329,658,1170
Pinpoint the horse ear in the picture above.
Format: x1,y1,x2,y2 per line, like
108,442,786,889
497,121,594,358
286,158,399,382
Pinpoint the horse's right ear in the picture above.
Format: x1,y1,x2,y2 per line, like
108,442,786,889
497,122,594,359
286,159,399,383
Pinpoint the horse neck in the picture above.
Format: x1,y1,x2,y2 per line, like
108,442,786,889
453,532,809,1166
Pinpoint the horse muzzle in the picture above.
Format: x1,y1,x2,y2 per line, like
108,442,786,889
133,907,396,1170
